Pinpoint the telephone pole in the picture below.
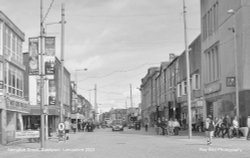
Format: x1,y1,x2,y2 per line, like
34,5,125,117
183,0,192,139
60,3,65,123
39,0,45,148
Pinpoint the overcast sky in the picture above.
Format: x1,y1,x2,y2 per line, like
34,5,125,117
1,0,200,112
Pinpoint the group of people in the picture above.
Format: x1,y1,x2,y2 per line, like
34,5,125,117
205,115,242,145
152,118,181,136
62,119,96,139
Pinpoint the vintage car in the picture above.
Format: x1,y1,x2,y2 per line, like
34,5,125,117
111,120,124,131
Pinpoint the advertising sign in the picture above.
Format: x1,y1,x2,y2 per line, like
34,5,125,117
45,37,56,56
15,130,40,139
49,80,56,105
45,60,55,74
37,79,41,105
29,37,39,75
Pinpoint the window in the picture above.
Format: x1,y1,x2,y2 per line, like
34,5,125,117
181,81,187,95
192,74,200,90
7,65,24,97
202,1,219,40
177,83,182,97
205,44,220,83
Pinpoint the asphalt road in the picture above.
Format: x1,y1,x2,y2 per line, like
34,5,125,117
0,128,249,158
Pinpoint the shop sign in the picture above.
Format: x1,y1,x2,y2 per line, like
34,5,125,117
226,77,235,87
15,130,39,139
45,37,56,56
45,61,55,74
204,82,221,95
48,80,56,105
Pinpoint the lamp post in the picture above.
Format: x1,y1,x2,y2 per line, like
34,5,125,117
182,0,192,139
39,0,45,148
228,9,239,120
75,68,88,93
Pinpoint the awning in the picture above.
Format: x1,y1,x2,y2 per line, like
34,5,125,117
71,113,85,119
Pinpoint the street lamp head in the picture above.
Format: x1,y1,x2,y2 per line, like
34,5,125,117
227,9,235,15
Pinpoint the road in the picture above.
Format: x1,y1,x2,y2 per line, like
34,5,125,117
0,128,249,158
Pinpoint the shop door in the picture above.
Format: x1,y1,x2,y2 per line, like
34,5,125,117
206,101,213,116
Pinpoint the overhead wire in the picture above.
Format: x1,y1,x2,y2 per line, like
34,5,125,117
43,0,56,23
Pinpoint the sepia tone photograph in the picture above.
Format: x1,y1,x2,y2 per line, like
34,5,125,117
0,0,250,158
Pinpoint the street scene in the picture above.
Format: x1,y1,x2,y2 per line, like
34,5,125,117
1,0,250,158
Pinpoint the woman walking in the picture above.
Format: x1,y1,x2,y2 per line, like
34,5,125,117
205,115,215,145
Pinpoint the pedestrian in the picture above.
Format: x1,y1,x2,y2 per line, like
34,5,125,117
232,116,239,138
205,114,215,145
222,115,231,138
144,118,149,132
173,118,180,135
214,116,223,137
72,121,77,134
167,118,174,135
64,118,71,140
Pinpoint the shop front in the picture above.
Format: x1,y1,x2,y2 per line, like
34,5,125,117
0,96,29,144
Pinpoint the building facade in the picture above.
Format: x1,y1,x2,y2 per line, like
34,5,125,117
140,67,160,126
0,11,29,144
23,53,71,134
201,0,250,126
175,35,203,128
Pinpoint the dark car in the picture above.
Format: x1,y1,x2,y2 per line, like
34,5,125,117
128,123,135,129
111,120,124,131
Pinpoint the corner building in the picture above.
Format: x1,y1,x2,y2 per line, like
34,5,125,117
201,0,250,126
0,11,29,144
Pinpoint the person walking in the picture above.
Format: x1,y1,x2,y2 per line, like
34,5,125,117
222,115,231,138
173,118,180,135
144,118,149,132
232,116,239,138
72,121,77,134
205,114,215,145
64,119,71,140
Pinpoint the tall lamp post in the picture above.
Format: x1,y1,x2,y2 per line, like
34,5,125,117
39,0,45,148
228,9,239,120
75,68,88,92
182,0,192,139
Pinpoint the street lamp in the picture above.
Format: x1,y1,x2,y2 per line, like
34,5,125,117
182,0,192,139
75,68,88,92
227,9,239,120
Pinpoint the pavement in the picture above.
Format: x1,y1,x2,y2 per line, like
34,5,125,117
0,127,249,158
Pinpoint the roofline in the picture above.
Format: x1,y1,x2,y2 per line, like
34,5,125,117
0,11,25,40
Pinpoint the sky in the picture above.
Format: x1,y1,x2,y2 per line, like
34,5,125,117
1,0,200,113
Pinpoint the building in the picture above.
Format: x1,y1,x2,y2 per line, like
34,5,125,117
23,53,71,134
201,0,250,126
158,62,170,120
140,67,160,126
175,35,203,128
0,11,29,144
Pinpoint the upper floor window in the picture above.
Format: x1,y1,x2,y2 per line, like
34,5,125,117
177,83,182,97
205,43,220,83
192,74,201,90
202,1,219,40
181,81,187,95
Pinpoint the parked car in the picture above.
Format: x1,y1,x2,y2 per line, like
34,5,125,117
128,123,135,129
111,120,124,131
